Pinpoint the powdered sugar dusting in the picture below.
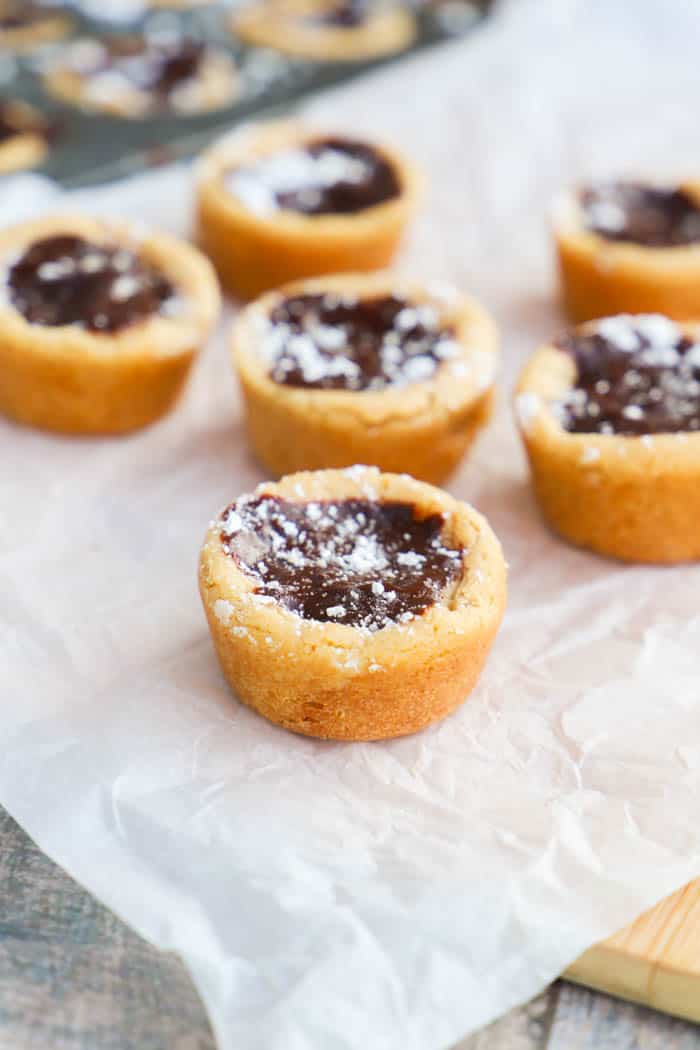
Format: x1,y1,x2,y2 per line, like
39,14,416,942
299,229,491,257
579,445,601,465
262,293,459,392
515,392,542,434
227,145,370,216
213,599,234,625
556,314,700,436
219,493,464,632
225,137,398,217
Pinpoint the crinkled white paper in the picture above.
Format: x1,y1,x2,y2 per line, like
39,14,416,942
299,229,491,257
2,2,700,1048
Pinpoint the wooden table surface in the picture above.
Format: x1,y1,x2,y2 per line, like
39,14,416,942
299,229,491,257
2,809,698,1049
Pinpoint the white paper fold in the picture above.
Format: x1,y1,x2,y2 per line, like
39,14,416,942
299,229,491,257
2,1,700,1047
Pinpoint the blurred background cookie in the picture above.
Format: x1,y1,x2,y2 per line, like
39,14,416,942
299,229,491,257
0,214,220,434
0,1,73,52
232,272,497,482
555,179,700,322
233,0,416,62
0,100,57,174
196,120,422,298
43,30,240,118
516,313,700,563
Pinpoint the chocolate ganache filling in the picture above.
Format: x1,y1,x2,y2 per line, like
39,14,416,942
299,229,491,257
227,138,400,216
265,293,457,391
580,181,700,247
8,234,175,332
556,314,700,436
220,495,464,631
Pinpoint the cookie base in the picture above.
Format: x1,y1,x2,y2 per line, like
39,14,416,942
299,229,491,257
241,377,494,485
0,339,195,436
557,231,700,323
203,601,497,741
523,432,700,563
198,195,409,301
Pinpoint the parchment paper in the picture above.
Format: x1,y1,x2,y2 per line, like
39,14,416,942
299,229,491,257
2,2,700,1048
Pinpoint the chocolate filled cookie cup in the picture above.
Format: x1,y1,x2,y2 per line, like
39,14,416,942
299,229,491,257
0,215,220,436
554,180,700,322
515,314,700,563
231,272,498,483
0,1,72,52
199,467,507,741
195,121,422,300
44,33,240,119
233,0,416,62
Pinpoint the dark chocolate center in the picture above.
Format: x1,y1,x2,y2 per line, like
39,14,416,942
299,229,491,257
580,182,700,248
221,495,464,632
265,293,456,391
228,137,400,217
8,234,175,333
557,315,700,436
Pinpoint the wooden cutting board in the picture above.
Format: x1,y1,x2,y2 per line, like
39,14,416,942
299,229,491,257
565,880,700,1023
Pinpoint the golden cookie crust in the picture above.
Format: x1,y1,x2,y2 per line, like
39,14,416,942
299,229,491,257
0,214,220,436
199,466,507,741
0,102,51,175
233,0,416,61
554,183,700,322
0,131,47,175
231,271,498,483
515,326,700,563
195,120,423,300
44,44,239,119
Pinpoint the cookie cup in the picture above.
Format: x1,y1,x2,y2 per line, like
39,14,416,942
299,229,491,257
0,215,220,436
231,272,498,483
195,120,422,300
554,184,700,322
44,48,239,119
199,467,507,741
0,11,72,52
233,0,416,61
515,337,700,563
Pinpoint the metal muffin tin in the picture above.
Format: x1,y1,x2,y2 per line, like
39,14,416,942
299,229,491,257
3,0,492,188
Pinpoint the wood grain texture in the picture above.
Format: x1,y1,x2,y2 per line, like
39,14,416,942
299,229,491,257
454,989,557,1050
550,982,700,1050
566,882,700,1025
3,806,699,1049
0,808,216,1050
